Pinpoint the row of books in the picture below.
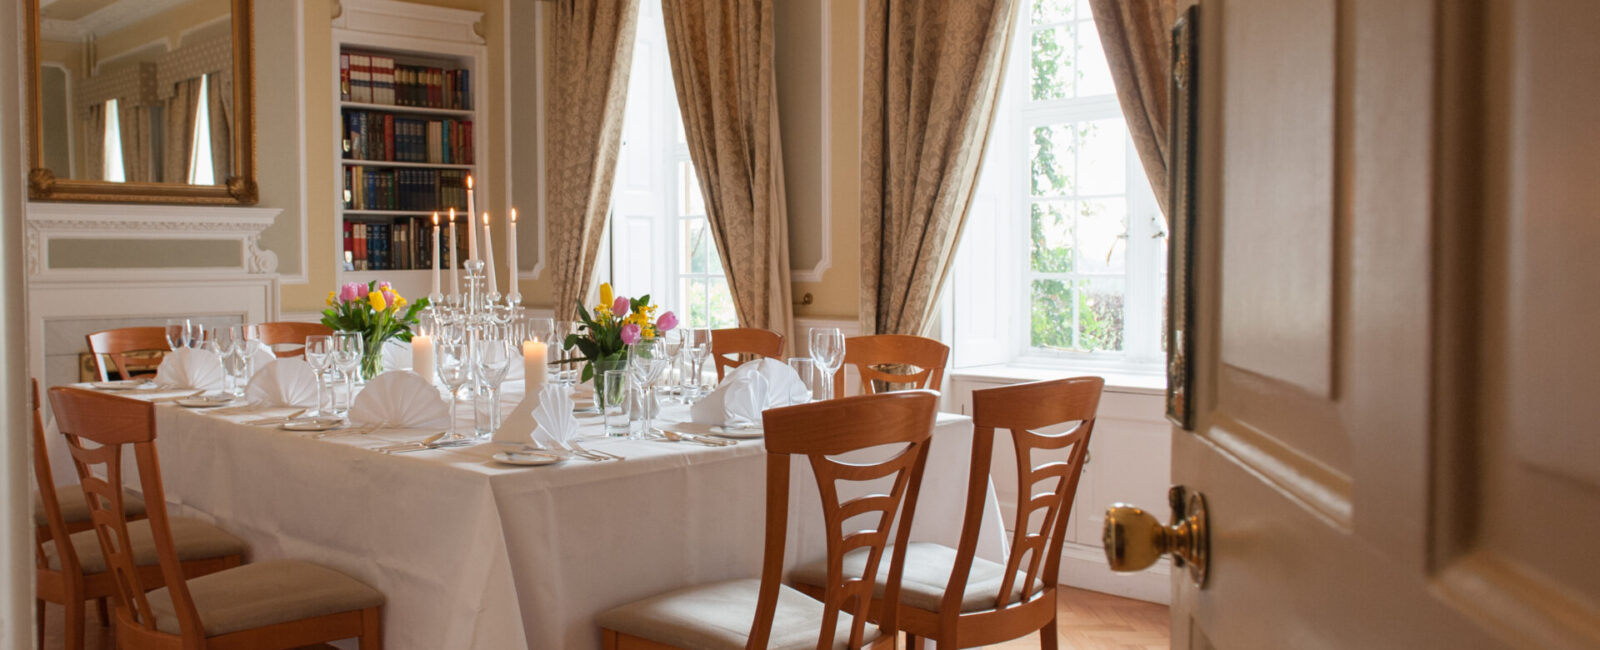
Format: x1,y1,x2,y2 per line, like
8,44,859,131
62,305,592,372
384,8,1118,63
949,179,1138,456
343,111,474,165
344,167,470,212
344,218,469,272
341,51,471,110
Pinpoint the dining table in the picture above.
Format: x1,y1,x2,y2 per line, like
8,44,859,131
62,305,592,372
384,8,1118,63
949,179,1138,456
51,378,1009,649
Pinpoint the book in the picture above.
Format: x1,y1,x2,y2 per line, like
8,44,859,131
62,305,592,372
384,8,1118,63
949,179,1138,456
340,54,350,101
350,54,372,103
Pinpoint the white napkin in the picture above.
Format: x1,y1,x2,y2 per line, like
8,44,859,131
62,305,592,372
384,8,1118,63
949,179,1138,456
531,384,580,446
154,347,226,390
348,370,449,428
379,338,411,372
245,359,320,408
247,341,277,372
689,358,809,426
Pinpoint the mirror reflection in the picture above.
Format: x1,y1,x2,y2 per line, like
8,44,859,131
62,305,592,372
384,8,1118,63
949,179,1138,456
36,0,234,185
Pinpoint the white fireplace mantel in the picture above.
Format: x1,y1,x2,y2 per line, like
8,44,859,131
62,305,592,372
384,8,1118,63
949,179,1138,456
25,202,282,280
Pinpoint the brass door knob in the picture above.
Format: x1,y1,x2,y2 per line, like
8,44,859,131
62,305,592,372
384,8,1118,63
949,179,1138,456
1102,486,1209,587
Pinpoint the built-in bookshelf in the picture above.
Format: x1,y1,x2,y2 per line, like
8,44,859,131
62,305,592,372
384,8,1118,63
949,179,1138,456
331,0,487,301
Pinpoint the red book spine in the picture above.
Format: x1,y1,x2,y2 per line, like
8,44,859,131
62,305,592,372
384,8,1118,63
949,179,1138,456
355,223,367,271
383,115,395,162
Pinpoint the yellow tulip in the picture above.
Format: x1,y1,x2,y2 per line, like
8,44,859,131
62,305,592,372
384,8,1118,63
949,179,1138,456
325,291,336,306
600,283,614,309
368,291,387,311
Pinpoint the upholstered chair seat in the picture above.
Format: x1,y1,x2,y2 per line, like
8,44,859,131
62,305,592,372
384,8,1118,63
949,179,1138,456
34,487,146,529
145,559,384,637
791,542,1045,614
42,517,244,575
597,578,880,650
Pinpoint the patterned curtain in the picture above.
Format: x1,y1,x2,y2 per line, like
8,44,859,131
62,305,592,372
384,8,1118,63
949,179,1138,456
546,0,640,318
117,101,154,183
164,77,203,183
1088,0,1178,220
82,104,105,181
208,72,234,183
859,0,1019,336
661,0,794,342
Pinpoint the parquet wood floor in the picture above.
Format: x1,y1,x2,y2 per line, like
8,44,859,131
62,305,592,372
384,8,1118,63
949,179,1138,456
41,586,1168,649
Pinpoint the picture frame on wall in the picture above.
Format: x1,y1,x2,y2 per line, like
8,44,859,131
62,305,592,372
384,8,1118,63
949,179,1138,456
1166,4,1200,430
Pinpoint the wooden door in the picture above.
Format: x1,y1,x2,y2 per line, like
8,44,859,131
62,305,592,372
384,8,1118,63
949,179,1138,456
1138,1,1600,647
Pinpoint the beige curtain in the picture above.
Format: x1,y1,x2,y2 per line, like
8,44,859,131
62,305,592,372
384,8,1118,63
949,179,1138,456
208,72,234,183
164,77,203,184
661,0,794,343
546,0,640,318
82,105,105,181
1087,0,1178,220
117,101,154,183
860,0,1019,336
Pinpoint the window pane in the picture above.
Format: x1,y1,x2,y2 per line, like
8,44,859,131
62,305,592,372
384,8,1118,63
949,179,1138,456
684,278,709,328
1032,0,1074,24
1030,201,1073,273
1030,279,1076,350
683,218,709,274
1077,118,1126,195
1075,197,1127,274
708,278,738,328
1076,24,1117,97
1030,124,1074,197
1030,278,1126,353
678,161,704,217
103,99,125,182
1030,25,1073,101
189,75,215,185
1078,277,1125,352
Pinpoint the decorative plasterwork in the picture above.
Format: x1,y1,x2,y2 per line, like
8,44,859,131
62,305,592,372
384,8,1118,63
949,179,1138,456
25,202,282,279
332,0,485,45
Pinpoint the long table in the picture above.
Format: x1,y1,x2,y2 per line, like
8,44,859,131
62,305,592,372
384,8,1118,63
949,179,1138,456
58,382,1007,648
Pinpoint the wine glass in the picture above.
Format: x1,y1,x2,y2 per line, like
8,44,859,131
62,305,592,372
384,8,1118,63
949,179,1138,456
304,335,334,417
474,339,517,434
435,341,475,447
686,328,712,401
230,324,259,383
626,339,668,438
186,321,208,349
555,320,582,387
207,328,239,396
809,327,846,400
660,329,683,399
332,331,364,416
165,318,190,350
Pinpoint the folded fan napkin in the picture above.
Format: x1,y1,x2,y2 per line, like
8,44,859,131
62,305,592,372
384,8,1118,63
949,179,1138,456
154,348,226,390
531,384,580,446
379,339,411,372
348,370,449,428
245,359,319,408
689,358,809,426
247,341,277,372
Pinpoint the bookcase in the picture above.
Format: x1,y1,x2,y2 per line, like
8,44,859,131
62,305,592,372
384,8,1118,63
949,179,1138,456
331,0,487,301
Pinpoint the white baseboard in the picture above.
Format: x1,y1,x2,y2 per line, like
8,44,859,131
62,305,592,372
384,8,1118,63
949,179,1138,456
1057,540,1172,605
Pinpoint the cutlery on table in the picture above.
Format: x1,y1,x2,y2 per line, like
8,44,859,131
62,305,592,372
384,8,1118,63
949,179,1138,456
377,432,448,454
659,429,736,447
243,409,307,425
569,440,624,461
312,423,378,439
149,390,206,403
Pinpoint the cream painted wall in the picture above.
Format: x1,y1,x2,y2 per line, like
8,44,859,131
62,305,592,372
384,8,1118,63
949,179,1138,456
787,0,860,321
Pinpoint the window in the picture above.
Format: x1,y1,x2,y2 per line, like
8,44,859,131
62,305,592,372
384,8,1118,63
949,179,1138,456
188,75,215,185
606,2,738,329
103,99,125,182
950,0,1166,371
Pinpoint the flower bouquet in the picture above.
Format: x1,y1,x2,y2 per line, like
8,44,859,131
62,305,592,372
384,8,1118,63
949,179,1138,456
322,281,429,380
566,283,678,383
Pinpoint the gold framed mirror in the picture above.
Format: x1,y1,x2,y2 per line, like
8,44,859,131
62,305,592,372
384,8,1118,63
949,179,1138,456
25,0,256,204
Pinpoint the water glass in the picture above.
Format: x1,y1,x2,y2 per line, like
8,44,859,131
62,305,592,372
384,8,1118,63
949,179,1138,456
331,331,363,415
627,339,668,438
304,335,334,417
809,327,845,399
165,319,190,350
787,357,817,402
435,341,474,447
600,370,630,437
684,328,712,401
474,339,517,436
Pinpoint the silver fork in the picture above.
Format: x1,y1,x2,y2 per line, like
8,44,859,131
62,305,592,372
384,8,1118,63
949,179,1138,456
570,440,624,461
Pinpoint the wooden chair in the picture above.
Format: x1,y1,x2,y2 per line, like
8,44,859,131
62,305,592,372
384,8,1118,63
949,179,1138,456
790,377,1104,648
35,382,246,650
48,386,385,649
597,391,940,650
710,327,785,381
830,335,950,398
31,378,149,539
85,327,173,382
257,321,333,358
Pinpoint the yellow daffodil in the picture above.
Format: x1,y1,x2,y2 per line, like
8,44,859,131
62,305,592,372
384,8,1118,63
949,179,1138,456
326,291,336,306
368,291,387,311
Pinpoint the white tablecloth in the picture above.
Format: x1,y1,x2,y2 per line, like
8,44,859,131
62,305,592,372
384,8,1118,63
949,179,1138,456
59,381,1006,649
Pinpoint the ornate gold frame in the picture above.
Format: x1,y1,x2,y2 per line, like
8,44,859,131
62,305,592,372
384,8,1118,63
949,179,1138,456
24,0,258,205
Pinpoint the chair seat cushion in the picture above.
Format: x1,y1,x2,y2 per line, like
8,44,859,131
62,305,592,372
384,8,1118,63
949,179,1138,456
146,559,384,637
596,578,882,650
34,487,146,528
42,517,244,575
790,542,1045,613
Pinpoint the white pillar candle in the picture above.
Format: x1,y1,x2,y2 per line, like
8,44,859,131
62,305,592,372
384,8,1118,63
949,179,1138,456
430,212,441,299
506,208,519,299
465,175,478,261
412,335,435,384
448,209,460,296
481,213,499,295
522,338,547,392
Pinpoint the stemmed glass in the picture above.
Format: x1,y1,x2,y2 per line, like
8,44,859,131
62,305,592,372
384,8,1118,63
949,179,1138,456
207,328,241,396
474,339,517,435
626,339,668,439
434,341,475,447
809,327,845,400
660,330,683,400
555,320,581,388
165,319,190,350
186,321,208,349
332,331,364,416
304,335,334,417
685,328,712,401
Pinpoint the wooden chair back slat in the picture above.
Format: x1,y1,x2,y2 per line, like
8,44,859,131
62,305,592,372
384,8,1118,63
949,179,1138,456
941,377,1103,619
830,335,949,398
710,328,784,381
49,387,205,639
258,321,333,358
85,327,172,382
31,379,78,569
750,391,938,650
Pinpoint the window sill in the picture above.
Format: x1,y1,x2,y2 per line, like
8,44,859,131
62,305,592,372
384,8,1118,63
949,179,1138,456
948,363,1167,396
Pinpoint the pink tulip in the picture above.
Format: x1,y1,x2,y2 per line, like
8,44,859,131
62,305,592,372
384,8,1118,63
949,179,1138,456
620,323,642,345
339,282,366,303
612,295,631,316
656,311,678,332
